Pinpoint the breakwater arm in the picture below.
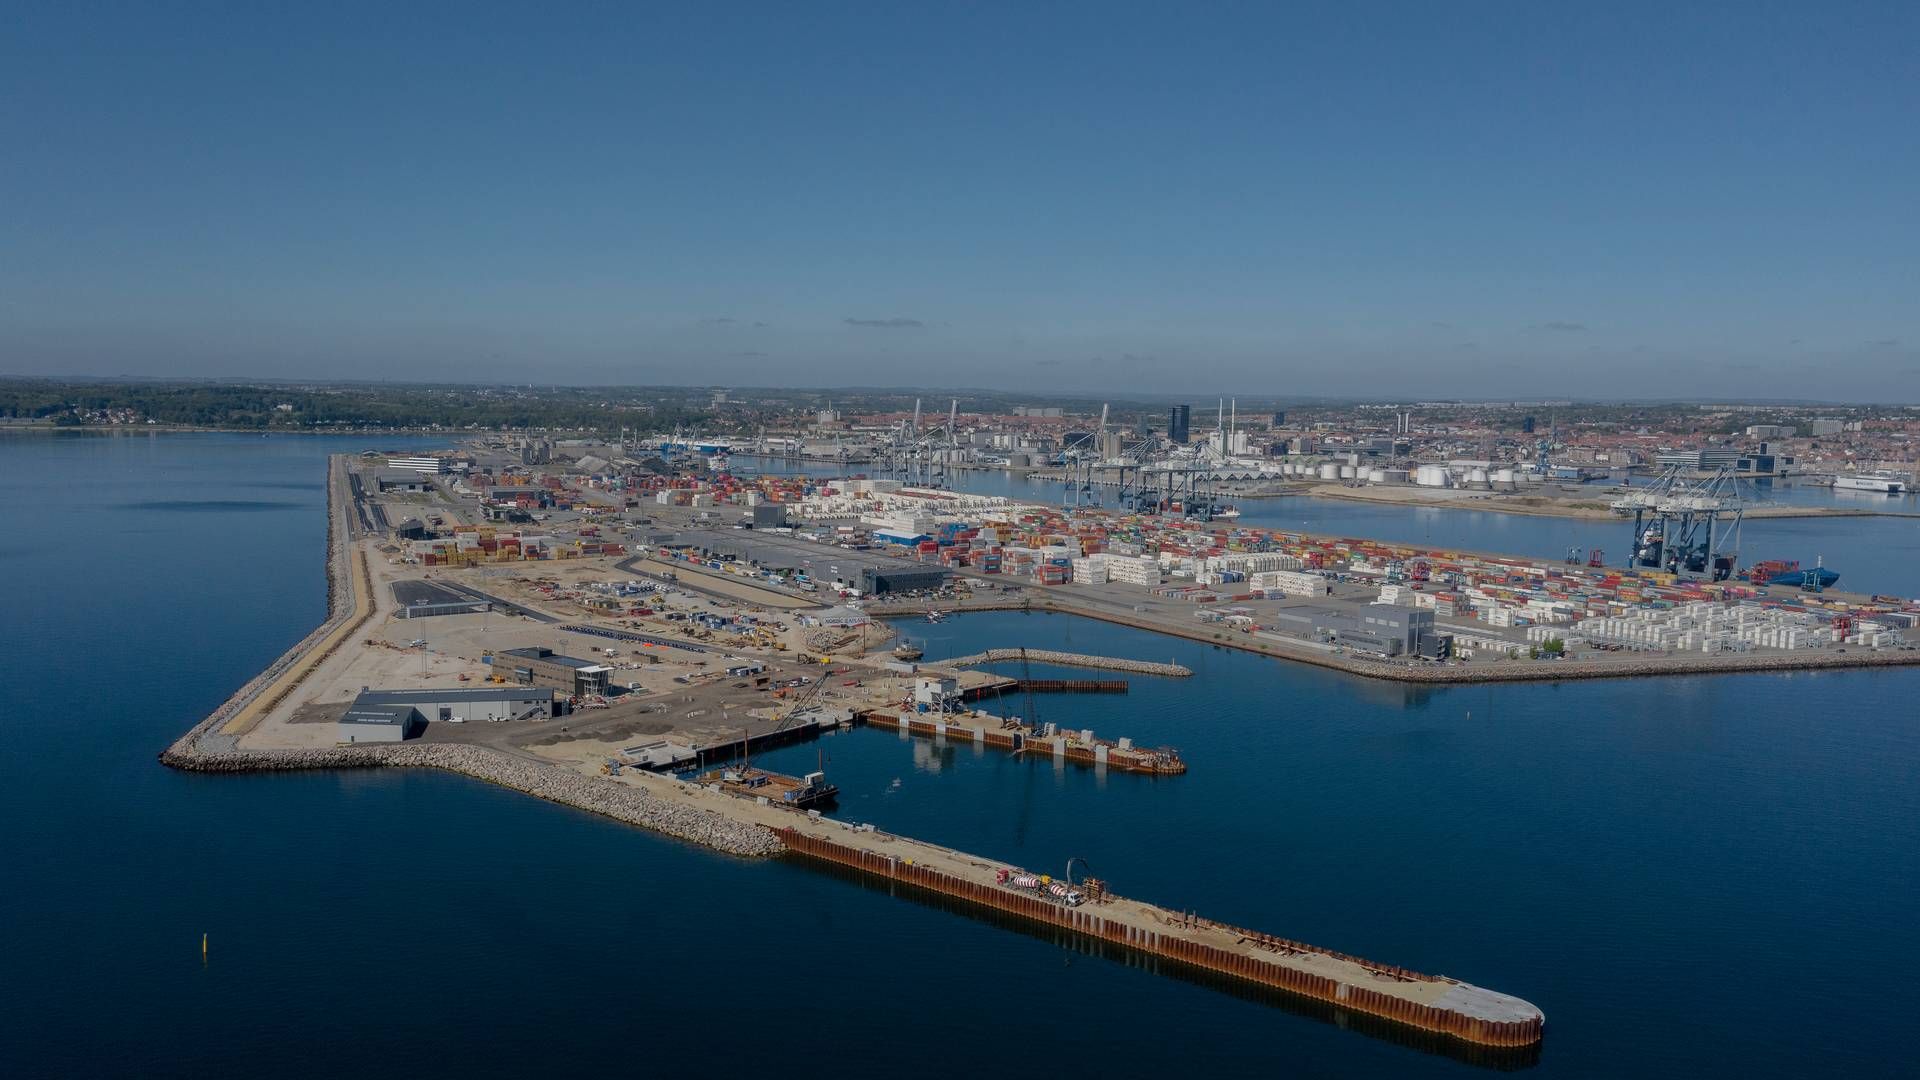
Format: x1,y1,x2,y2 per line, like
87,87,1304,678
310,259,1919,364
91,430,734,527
162,741,784,856
941,649,1192,677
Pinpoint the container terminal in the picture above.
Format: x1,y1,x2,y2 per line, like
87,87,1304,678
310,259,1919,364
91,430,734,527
164,447,1920,1059
350,442,1919,674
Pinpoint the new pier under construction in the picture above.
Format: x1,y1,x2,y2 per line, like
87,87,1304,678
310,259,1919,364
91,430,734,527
776,825,1544,1051
857,708,1188,775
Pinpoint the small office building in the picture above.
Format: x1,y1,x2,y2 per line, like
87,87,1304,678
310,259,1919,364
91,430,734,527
497,647,613,698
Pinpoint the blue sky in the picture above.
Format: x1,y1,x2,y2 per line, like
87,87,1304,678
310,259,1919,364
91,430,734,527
3,2,1914,398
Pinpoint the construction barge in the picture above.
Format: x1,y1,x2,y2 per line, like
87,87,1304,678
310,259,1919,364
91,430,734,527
698,764,839,809
857,708,1187,775
776,825,1543,1052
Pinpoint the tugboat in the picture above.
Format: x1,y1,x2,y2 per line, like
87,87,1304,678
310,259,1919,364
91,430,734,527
892,641,925,661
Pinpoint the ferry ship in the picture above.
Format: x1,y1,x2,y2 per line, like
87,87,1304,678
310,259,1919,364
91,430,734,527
1834,474,1908,494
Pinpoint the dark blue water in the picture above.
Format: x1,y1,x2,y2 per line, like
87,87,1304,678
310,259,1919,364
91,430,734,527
6,433,1917,1078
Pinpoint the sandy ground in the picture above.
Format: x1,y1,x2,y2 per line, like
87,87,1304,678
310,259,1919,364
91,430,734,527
632,553,817,609
237,532,907,757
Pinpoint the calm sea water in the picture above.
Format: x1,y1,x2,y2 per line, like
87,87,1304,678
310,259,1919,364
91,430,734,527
5,433,1917,1078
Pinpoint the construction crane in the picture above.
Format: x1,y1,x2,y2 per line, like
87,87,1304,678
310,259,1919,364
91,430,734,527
771,667,834,734
1019,646,1039,734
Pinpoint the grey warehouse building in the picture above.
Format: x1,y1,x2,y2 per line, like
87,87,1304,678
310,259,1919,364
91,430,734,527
1267,604,1450,658
375,469,432,493
670,529,950,594
861,566,949,595
337,687,557,743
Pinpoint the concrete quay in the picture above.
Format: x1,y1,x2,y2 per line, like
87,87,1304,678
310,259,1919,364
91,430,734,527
777,825,1543,1051
903,589,1920,686
940,648,1192,677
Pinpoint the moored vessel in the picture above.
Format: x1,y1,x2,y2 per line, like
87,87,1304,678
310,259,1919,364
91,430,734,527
1834,474,1908,494
698,765,840,809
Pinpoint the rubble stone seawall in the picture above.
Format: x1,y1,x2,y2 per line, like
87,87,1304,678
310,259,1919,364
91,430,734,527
161,742,785,857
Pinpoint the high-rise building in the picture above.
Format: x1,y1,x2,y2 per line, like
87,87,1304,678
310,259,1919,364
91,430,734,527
1270,410,1285,427
1521,416,1536,434
1168,404,1191,444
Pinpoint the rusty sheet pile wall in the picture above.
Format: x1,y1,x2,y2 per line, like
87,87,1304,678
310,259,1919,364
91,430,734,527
776,827,1542,1050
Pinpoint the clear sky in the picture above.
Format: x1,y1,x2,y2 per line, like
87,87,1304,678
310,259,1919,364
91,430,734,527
3,2,1915,399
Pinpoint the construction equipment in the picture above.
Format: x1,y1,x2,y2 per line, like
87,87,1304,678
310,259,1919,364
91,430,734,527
1020,646,1039,732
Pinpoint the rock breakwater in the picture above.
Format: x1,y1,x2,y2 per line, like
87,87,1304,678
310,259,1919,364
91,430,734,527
161,742,785,857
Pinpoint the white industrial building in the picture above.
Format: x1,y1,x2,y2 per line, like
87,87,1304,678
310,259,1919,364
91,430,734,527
1250,570,1330,597
386,456,452,475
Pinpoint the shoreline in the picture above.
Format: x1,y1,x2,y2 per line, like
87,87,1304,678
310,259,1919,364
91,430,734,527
1304,483,1920,521
157,451,1548,1054
158,454,785,856
871,593,1920,685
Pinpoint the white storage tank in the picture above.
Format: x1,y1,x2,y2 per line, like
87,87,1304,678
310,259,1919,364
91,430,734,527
1415,464,1450,487
1338,465,1357,479
1318,463,1340,480
1366,468,1386,483
1467,467,1490,487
